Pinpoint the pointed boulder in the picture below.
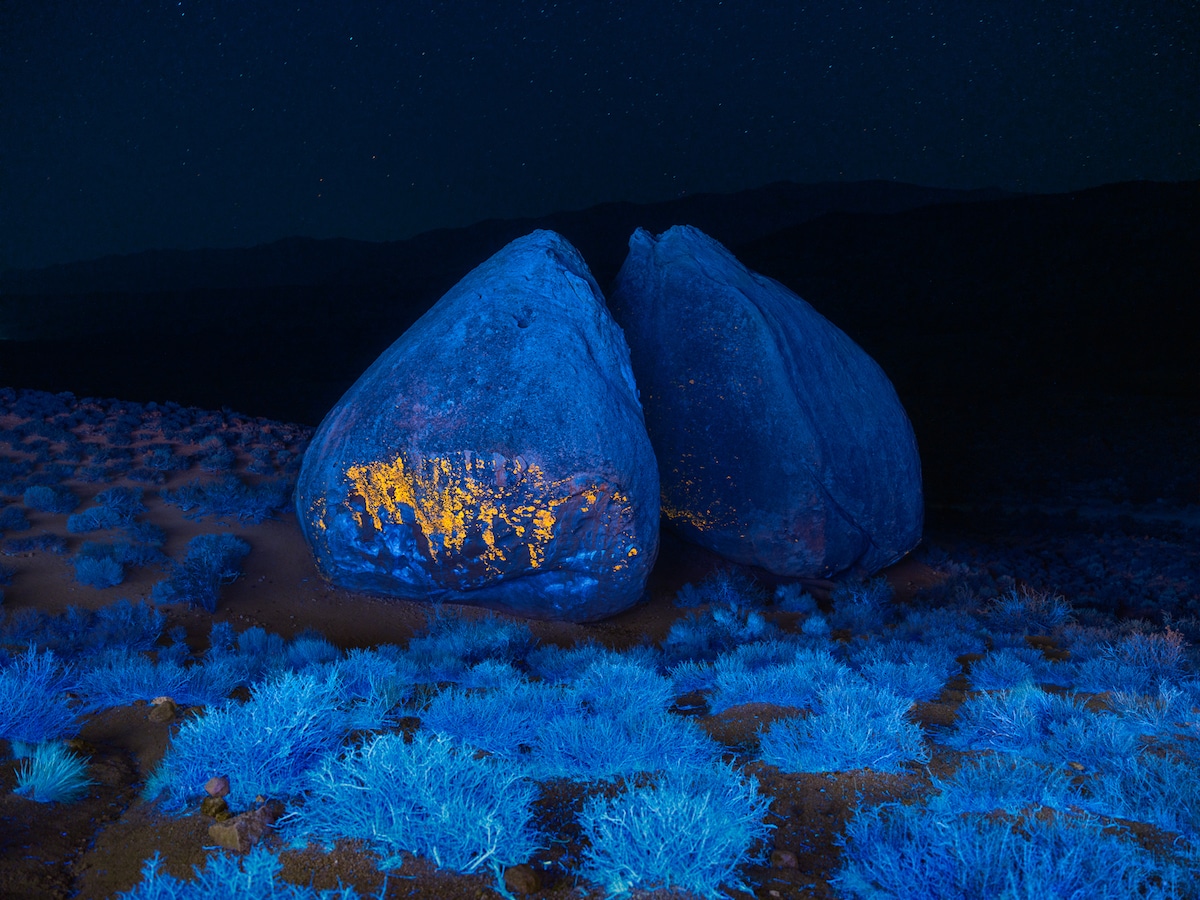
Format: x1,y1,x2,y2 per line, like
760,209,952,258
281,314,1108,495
608,225,922,578
296,231,659,621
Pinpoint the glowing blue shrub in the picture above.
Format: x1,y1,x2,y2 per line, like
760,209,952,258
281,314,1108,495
967,647,1038,690
577,760,772,899
661,603,778,665
829,578,895,633
73,652,243,712
673,568,767,609
285,632,341,670
773,583,819,613
528,704,720,781
1084,753,1200,836
71,551,125,589
22,485,79,514
13,740,93,803
708,646,852,715
0,504,31,533
118,847,366,899
1073,628,1187,695
286,731,540,882
3,532,68,555
419,678,574,762
160,475,292,524
833,802,1185,900
0,647,77,746
849,640,960,703
151,533,251,612
927,753,1085,816
144,670,374,812
949,683,1141,772
759,678,929,773
526,640,657,684
404,608,536,680
985,588,1074,636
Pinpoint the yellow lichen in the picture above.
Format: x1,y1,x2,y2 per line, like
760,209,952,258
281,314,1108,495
339,451,635,576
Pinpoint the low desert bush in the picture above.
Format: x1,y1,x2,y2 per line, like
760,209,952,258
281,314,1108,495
661,602,778,665
708,646,853,715
13,740,93,803
144,669,378,812
285,731,540,884
404,608,536,680
759,678,930,773
0,647,77,746
71,553,125,589
21,485,79,514
834,802,1187,900
151,533,251,612
829,578,896,633
118,847,366,899
160,474,292,524
578,760,772,899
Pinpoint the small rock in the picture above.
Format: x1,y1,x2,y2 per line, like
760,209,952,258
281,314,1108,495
770,849,799,869
200,796,231,821
503,864,542,895
205,775,230,797
148,699,177,722
207,799,285,852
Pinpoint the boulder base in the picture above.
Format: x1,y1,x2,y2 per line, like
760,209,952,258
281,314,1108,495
608,225,922,578
296,230,659,621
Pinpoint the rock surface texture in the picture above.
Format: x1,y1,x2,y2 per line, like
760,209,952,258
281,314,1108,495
608,225,922,578
296,230,659,621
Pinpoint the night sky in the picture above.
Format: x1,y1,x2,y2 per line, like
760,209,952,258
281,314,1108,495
2,1,1197,272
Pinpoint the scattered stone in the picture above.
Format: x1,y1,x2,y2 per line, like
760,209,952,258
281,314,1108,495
503,863,542,895
609,225,923,578
200,795,231,820
147,697,177,722
204,775,230,798
770,848,799,869
296,230,660,621
207,799,285,852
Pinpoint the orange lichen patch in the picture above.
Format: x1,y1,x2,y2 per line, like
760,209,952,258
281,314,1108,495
341,452,634,575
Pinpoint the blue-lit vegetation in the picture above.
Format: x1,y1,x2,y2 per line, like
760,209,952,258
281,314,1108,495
151,533,251,612
1,389,1197,897
13,740,94,803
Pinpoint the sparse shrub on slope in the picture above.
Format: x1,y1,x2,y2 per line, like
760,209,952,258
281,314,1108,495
151,533,251,613
160,474,292,524
21,485,79,514
578,760,772,899
285,731,539,886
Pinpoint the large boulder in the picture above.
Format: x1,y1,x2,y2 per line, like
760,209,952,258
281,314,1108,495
607,225,922,578
296,230,659,622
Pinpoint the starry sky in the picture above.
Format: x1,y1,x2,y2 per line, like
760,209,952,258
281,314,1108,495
2,1,1197,272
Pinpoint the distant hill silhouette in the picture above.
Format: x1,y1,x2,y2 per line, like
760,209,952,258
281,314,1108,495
2,178,1196,511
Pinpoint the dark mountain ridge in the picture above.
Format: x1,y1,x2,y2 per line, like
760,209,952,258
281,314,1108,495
2,178,1196,513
